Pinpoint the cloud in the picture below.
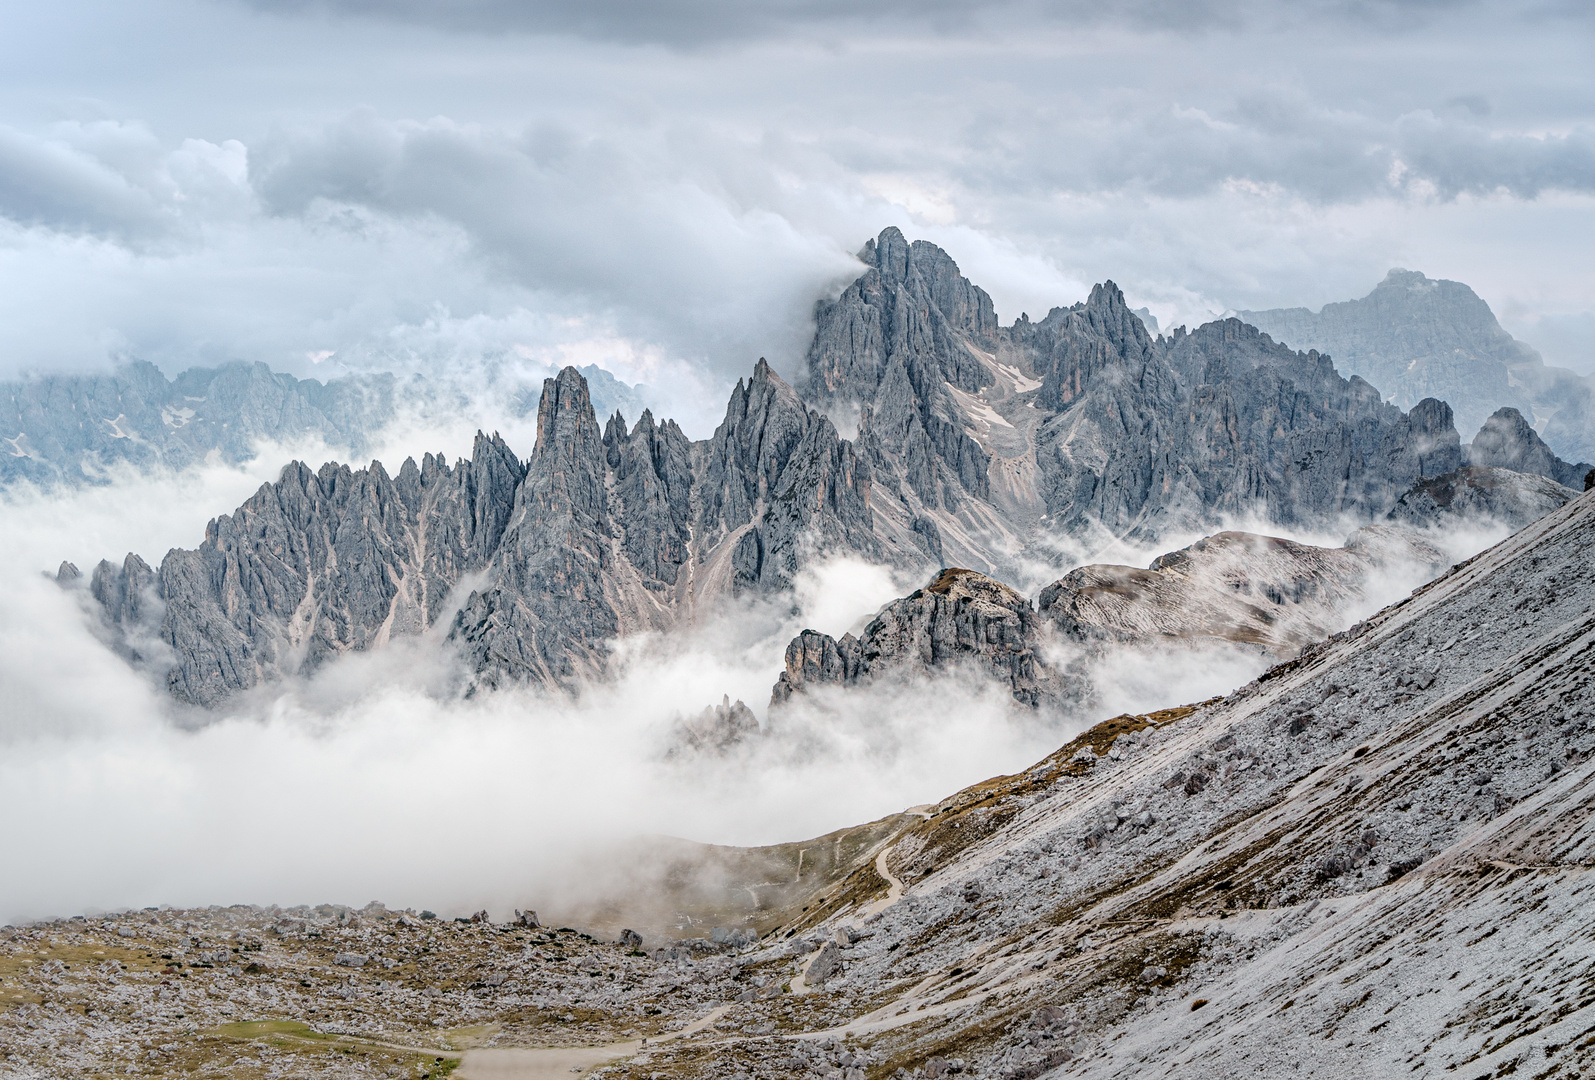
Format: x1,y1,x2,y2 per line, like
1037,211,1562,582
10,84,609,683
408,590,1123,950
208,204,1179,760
0,124,172,241
0,423,1527,925
248,110,865,385
0,459,1063,922
0,0,1590,427
236,0,1549,48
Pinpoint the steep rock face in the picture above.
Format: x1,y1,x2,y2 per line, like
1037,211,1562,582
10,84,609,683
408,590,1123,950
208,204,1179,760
807,232,1465,548
770,568,1064,709
1154,319,1461,527
1466,406,1593,488
0,360,394,488
90,363,887,705
1028,307,1461,535
604,409,693,589
695,360,879,594
806,227,995,511
1038,527,1445,658
1387,464,1580,529
1240,268,1595,460
1028,282,1163,415
451,369,618,691
1021,283,1185,533
154,432,525,705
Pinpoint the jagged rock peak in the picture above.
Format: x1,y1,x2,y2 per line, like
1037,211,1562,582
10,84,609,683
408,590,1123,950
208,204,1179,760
857,226,998,338
534,368,603,458
1467,406,1592,490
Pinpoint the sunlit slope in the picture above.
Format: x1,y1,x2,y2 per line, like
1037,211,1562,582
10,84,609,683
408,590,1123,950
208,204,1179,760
759,486,1594,1077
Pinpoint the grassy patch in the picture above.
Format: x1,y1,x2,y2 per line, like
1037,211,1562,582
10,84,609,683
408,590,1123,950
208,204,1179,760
207,1016,464,1077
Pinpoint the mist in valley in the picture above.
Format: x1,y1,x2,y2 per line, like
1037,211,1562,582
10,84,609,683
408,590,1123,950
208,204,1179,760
0,424,1513,929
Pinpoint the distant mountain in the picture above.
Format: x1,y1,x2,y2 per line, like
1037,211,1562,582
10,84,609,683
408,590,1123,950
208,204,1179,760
1,358,652,491
1,360,395,488
1465,406,1593,489
81,228,1481,706
1240,269,1595,462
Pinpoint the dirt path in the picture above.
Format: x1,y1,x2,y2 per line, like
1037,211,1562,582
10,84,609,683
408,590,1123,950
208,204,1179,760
454,1004,733,1080
464,807,934,1075
859,844,907,920
794,828,920,997
454,1042,639,1080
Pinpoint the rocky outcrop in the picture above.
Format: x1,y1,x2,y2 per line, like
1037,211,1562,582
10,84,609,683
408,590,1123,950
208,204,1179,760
87,552,163,665
769,523,1454,710
1,359,394,489
1386,465,1580,529
666,695,761,757
1240,268,1595,461
1465,406,1593,489
1037,527,1445,658
770,568,1065,709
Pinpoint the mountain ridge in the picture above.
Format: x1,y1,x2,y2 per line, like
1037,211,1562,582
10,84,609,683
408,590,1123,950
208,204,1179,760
79,229,1497,706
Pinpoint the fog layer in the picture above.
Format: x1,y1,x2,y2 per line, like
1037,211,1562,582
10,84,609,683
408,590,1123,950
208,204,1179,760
0,432,1514,926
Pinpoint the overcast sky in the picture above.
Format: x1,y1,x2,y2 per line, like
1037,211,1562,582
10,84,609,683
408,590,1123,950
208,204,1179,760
0,0,1591,431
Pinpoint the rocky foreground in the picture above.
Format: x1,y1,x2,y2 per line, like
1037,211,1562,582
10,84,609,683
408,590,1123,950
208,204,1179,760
8,491,1595,1079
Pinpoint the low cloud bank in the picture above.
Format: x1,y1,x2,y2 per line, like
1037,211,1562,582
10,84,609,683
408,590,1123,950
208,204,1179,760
0,451,1510,927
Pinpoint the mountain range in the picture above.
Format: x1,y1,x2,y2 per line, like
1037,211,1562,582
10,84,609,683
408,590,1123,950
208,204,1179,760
13,231,1595,1080
0,358,648,490
71,228,1595,708
1241,268,1595,462
69,228,1595,708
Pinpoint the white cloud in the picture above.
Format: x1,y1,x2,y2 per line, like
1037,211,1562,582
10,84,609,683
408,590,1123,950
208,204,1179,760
0,0,1587,401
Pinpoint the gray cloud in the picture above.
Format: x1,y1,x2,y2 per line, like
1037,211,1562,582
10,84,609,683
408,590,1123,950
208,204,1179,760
0,0,1587,423
1392,115,1595,199
246,110,867,394
238,0,1533,47
0,125,170,241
